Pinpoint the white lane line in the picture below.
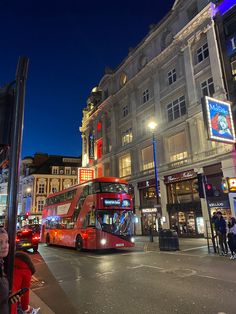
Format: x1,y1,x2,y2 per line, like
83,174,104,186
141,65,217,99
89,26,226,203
181,246,208,252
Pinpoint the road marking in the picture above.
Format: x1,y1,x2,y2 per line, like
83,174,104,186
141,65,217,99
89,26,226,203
181,245,208,252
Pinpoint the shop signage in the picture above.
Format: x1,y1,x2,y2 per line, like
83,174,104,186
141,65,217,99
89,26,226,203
164,169,196,183
141,208,157,213
228,177,236,192
203,96,236,144
226,33,236,57
78,167,94,184
207,200,229,209
138,179,156,189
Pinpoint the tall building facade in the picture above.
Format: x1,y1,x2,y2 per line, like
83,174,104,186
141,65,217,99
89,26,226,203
80,0,236,236
19,153,81,223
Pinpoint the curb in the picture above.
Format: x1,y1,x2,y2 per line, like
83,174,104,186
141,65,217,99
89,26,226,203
30,290,55,314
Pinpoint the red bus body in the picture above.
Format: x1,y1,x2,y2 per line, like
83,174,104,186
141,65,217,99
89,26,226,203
41,177,135,250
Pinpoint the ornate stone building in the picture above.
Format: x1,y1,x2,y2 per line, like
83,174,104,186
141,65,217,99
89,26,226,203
80,0,236,236
20,153,81,223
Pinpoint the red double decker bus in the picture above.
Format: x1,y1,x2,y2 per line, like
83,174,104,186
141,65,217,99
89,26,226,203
41,177,135,250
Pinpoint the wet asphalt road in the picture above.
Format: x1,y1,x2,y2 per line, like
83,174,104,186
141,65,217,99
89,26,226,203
31,240,236,314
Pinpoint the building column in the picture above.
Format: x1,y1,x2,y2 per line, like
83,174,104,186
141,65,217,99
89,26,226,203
133,181,142,235
111,104,118,152
152,70,161,119
182,42,197,106
206,24,226,98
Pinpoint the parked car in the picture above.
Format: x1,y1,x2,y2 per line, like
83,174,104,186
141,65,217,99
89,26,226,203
16,224,41,252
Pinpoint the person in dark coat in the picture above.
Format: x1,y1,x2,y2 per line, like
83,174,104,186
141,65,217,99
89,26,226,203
216,211,228,255
0,227,10,314
227,217,236,260
11,251,39,314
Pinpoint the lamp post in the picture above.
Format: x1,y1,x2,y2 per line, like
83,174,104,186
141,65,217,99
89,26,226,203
148,121,162,232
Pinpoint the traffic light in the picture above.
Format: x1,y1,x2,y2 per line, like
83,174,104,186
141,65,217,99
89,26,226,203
193,174,204,198
205,183,214,197
0,85,15,145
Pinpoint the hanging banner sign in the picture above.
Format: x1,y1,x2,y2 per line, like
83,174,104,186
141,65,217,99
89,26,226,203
89,134,95,159
203,96,236,144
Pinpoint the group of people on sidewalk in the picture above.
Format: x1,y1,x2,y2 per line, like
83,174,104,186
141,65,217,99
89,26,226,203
212,211,236,259
0,227,40,314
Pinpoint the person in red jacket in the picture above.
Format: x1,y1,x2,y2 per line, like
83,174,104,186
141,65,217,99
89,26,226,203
11,251,39,314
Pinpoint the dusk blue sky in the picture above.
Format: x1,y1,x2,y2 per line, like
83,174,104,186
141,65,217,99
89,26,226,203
0,0,174,158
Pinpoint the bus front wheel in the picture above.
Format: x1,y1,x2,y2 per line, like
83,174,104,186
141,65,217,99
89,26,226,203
46,234,51,246
76,235,83,251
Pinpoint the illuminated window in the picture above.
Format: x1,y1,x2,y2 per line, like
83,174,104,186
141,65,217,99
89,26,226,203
141,146,154,171
142,89,149,103
168,132,188,162
122,128,133,146
167,96,186,122
168,69,176,85
197,43,209,63
201,77,214,97
119,154,131,177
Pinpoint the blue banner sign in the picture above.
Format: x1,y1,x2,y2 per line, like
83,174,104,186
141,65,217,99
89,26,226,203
204,96,236,144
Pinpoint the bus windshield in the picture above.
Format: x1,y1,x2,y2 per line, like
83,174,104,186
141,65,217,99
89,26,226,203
100,182,128,193
96,210,134,236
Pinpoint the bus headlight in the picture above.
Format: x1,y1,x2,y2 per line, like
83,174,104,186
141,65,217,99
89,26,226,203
100,238,107,245
131,237,135,243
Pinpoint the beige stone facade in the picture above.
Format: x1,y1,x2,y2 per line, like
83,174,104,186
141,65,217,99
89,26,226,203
80,1,236,236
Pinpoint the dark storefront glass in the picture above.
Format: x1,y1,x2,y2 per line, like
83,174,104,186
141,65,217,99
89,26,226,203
166,177,203,237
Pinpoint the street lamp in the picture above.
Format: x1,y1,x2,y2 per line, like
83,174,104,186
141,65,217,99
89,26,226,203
148,121,162,232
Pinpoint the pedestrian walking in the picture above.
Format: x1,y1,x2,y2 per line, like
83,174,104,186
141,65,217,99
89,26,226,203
227,217,236,260
216,211,228,256
11,251,40,314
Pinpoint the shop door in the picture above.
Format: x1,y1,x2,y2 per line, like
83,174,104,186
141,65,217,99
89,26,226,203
141,213,157,235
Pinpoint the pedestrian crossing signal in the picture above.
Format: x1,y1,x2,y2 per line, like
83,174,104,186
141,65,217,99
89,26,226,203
205,183,214,197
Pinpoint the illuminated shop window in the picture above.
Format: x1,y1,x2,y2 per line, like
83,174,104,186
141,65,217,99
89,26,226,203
119,154,131,177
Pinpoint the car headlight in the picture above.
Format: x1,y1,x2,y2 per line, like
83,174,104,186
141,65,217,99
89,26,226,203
131,237,135,243
100,238,107,245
